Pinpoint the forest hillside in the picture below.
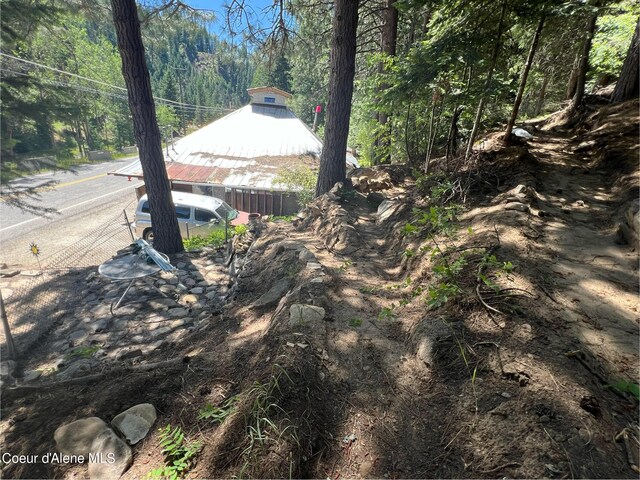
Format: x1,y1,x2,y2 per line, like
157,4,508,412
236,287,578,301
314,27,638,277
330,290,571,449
2,94,638,480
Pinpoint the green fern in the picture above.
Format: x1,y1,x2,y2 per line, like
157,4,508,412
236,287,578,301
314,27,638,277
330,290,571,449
147,425,201,479
198,395,237,423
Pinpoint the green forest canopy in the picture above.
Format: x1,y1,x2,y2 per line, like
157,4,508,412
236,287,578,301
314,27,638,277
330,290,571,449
0,0,636,169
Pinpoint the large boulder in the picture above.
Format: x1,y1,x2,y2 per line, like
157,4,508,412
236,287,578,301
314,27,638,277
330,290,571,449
54,417,110,457
87,428,132,479
252,278,290,309
289,304,326,327
111,403,157,445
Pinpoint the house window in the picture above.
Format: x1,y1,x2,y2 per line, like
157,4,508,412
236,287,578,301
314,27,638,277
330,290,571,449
264,96,276,104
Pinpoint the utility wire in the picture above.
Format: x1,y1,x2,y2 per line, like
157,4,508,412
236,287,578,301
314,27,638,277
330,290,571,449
1,67,226,117
0,52,232,113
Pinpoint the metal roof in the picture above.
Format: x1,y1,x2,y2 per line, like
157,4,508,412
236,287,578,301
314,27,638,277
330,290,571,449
111,104,358,190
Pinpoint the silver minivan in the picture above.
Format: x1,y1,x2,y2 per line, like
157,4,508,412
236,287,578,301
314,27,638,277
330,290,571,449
133,191,246,241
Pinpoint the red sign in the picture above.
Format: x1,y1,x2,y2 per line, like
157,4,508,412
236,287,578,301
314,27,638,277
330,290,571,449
315,105,322,113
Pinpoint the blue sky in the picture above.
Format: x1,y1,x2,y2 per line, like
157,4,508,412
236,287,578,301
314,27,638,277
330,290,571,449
179,0,277,36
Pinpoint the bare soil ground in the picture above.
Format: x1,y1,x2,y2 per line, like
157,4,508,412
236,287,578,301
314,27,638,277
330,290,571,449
1,100,638,479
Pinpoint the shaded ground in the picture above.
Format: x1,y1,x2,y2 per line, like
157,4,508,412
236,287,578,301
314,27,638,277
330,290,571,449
1,100,638,479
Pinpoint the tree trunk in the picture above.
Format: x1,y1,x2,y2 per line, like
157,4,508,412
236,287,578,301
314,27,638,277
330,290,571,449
445,106,463,161
375,0,398,165
611,17,639,103
504,14,545,144
465,0,508,160
535,74,549,116
566,54,580,99
110,0,183,254
424,97,436,171
315,0,359,196
570,14,598,112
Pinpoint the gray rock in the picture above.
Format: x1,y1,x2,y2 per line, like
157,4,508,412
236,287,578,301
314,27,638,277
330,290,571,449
377,200,403,224
54,417,109,456
148,298,177,308
298,248,316,264
504,202,530,213
150,326,173,338
57,360,94,380
252,278,290,309
88,428,133,479
191,272,205,281
111,404,156,445
90,304,111,316
0,360,16,378
169,307,190,318
91,319,108,334
176,262,187,269
159,285,176,294
115,348,143,361
289,304,326,326
167,276,179,285
183,278,197,287
190,287,204,294
85,293,98,303
23,369,42,382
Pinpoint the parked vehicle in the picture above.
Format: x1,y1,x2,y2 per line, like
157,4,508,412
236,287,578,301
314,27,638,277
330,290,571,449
133,191,248,241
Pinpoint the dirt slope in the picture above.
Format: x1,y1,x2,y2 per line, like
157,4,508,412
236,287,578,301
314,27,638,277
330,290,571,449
1,100,638,479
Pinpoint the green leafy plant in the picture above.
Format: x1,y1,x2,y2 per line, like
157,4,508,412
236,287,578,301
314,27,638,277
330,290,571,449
148,425,201,480
234,224,248,237
348,318,363,327
183,225,246,251
269,215,295,222
426,282,461,309
402,248,415,258
607,379,640,400
378,304,397,320
198,395,238,423
273,165,318,208
338,260,353,272
359,285,377,294
66,345,101,359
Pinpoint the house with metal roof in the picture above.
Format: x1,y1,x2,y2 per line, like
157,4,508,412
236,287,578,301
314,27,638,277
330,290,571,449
112,87,358,215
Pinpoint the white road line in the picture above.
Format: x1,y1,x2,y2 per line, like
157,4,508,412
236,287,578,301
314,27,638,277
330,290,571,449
0,184,136,233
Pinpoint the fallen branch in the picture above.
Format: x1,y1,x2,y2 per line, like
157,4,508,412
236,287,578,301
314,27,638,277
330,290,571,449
615,425,640,473
476,284,506,318
6,357,189,394
479,461,521,474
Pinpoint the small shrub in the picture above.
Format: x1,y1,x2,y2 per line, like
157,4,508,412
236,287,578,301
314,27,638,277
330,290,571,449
426,282,461,309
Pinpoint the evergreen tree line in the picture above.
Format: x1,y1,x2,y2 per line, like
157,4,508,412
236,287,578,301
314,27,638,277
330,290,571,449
1,0,267,163
1,0,637,171
284,0,638,167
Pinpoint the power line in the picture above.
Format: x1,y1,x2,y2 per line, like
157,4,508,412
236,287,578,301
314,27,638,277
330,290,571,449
1,67,227,117
0,52,232,113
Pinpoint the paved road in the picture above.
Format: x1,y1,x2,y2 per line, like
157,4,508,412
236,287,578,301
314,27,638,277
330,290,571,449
0,158,143,267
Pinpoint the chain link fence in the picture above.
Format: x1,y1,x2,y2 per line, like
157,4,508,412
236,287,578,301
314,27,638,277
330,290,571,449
1,208,135,356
